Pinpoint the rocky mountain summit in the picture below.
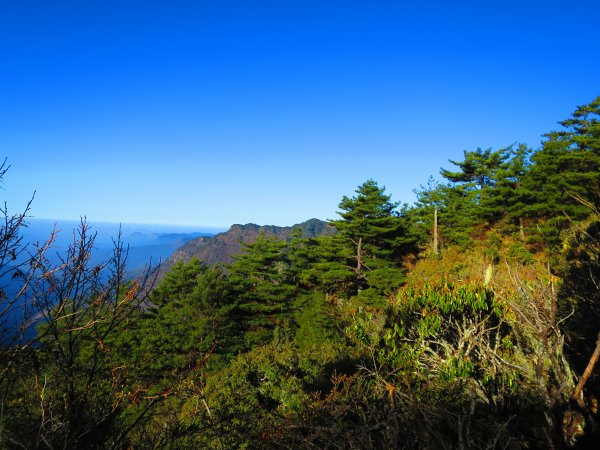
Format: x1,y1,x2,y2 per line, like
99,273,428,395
161,218,335,270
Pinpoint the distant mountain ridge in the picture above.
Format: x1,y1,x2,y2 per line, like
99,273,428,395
162,218,335,270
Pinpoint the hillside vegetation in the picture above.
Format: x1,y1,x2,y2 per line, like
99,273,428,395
1,96,599,449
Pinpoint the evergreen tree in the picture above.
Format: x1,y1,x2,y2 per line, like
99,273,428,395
522,96,600,249
288,233,355,296
413,180,478,249
129,259,238,374
229,233,297,347
558,95,600,153
437,147,512,241
481,144,532,234
330,180,415,284
293,291,338,350
440,147,510,192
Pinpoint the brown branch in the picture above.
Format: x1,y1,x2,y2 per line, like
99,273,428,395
571,331,600,408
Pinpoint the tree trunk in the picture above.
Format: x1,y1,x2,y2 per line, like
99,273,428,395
433,207,439,255
519,217,526,241
356,237,362,276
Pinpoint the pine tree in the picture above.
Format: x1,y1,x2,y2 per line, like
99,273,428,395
229,233,296,347
438,147,512,240
481,144,532,235
412,179,478,249
288,233,355,296
522,97,600,249
132,259,238,373
330,180,415,290
440,147,510,192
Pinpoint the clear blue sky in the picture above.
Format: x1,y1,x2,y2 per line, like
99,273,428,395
1,1,599,228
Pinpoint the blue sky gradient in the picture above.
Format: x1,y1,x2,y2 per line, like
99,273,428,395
2,1,599,227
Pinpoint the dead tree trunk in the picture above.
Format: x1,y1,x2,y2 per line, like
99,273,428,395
356,237,363,276
519,217,526,241
433,207,439,255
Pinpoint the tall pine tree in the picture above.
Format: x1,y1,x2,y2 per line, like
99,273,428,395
229,233,296,347
522,96,600,249
330,180,415,292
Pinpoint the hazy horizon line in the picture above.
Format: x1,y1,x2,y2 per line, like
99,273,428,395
28,216,328,231
28,217,228,232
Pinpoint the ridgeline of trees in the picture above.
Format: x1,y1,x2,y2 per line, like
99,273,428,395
1,96,599,449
